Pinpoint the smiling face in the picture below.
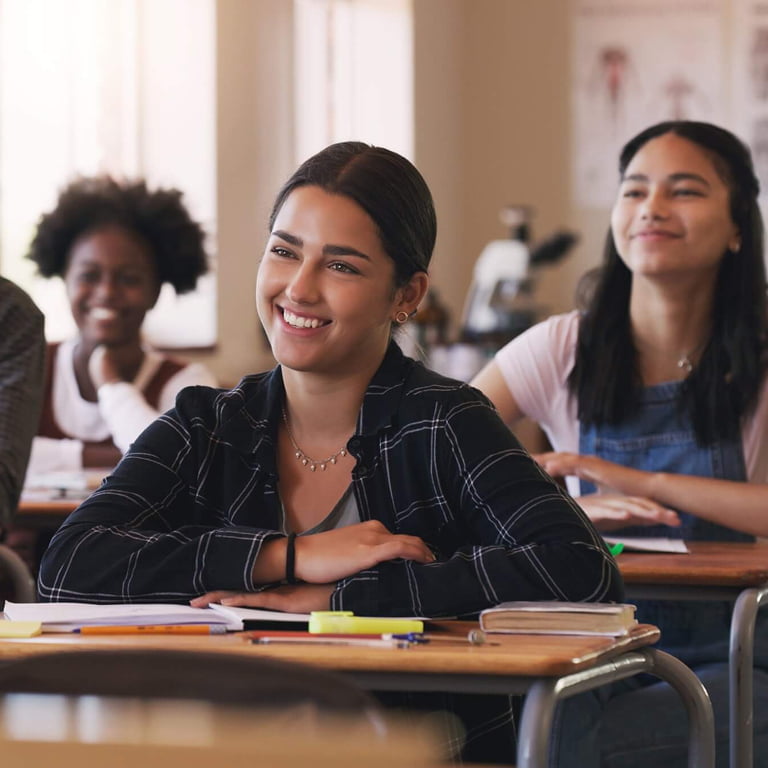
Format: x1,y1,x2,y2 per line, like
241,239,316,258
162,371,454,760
64,225,161,348
610,132,740,283
256,186,424,380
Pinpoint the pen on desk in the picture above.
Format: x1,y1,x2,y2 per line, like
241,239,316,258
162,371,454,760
247,631,384,641
255,636,410,649
388,630,490,646
77,625,228,635
608,542,625,556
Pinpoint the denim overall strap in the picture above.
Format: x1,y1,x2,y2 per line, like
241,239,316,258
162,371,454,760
579,380,751,542
578,380,761,666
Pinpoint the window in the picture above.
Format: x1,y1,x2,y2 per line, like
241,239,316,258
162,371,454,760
293,0,413,162
0,0,216,348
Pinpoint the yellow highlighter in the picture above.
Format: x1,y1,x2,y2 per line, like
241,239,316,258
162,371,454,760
309,611,424,635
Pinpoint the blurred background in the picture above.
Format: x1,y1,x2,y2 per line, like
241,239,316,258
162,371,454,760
0,0,763,389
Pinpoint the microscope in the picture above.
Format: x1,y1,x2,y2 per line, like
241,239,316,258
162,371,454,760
460,205,577,346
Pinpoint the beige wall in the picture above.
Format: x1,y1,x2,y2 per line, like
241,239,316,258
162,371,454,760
193,0,602,386
187,0,295,385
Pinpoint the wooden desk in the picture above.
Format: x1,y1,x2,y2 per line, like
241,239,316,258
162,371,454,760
17,468,109,528
15,497,79,529
0,694,437,768
0,623,714,768
619,541,768,768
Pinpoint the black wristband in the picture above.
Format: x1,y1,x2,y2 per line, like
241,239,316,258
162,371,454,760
285,533,298,584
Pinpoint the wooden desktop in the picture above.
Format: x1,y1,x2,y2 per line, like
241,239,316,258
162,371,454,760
619,540,768,768
0,621,714,768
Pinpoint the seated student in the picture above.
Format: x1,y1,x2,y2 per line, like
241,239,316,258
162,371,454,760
0,276,44,598
39,141,622,763
5,177,217,576
472,120,768,767
0,278,45,527
26,175,217,475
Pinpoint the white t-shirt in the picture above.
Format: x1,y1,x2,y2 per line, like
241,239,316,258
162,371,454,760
27,338,218,475
494,310,768,493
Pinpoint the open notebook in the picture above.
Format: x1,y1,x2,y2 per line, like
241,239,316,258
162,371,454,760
2,601,247,633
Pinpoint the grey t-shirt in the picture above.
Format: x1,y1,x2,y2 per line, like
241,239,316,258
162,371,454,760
279,484,360,536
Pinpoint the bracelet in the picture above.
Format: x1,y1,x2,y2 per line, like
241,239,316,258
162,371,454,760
285,533,298,584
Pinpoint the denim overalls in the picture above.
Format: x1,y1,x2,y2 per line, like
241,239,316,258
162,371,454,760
550,380,768,767
579,379,767,668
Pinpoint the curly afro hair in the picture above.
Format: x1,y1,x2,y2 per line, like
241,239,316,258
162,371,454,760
27,176,208,294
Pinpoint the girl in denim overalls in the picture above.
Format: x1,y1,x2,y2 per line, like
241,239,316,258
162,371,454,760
474,120,768,767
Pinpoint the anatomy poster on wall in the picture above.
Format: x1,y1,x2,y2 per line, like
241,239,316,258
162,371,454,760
571,0,725,207
732,0,768,202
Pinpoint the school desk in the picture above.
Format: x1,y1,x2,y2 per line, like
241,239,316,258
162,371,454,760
15,496,79,529
0,694,437,768
0,621,714,768
619,540,768,768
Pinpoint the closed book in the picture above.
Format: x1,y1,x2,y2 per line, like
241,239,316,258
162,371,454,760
479,601,637,636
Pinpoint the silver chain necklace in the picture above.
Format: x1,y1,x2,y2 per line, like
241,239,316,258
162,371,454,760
281,406,348,472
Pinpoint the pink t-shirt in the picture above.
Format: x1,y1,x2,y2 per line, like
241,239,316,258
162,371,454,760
494,310,768,494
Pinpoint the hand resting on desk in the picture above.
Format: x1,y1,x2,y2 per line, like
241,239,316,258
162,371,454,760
533,452,681,532
574,494,681,532
192,583,335,613
191,521,436,612
248,520,435,585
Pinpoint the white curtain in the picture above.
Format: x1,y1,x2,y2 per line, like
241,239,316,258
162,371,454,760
293,0,413,163
0,0,216,348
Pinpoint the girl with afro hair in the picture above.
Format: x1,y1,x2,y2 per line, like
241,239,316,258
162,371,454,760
25,175,217,476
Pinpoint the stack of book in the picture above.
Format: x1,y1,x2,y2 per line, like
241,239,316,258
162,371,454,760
479,601,637,637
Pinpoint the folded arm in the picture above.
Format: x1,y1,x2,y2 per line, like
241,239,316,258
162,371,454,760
97,362,217,454
535,451,768,537
329,397,623,618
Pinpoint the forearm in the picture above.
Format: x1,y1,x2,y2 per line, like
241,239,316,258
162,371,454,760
38,411,283,601
646,472,768,537
97,382,161,453
538,453,768,537
333,539,622,617
251,536,289,584
38,508,280,601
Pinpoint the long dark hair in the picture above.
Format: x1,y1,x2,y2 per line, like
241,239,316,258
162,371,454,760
568,121,767,444
268,142,436,288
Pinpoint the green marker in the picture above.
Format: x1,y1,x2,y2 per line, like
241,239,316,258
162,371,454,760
608,542,624,556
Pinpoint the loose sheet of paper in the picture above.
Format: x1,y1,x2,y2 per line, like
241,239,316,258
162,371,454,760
604,536,689,554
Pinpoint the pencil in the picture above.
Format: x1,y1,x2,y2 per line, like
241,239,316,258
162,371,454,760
76,624,228,635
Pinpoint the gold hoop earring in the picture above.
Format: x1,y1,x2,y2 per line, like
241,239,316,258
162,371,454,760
394,310,410,324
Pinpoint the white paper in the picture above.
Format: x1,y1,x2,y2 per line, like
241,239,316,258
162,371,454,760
208,604,310,624
604,536,689,553
475,627,635,637
2,601,244,632
483,601,634,615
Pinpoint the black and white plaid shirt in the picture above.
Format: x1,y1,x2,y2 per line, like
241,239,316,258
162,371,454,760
39,342,623,611
0,277,45,525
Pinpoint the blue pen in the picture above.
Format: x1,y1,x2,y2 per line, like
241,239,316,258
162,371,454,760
388,630,489,646
390,632,428,644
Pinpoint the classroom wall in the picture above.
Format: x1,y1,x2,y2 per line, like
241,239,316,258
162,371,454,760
191,0,600,386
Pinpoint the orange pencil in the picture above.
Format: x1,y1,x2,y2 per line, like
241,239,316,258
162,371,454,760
77,624,228,635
